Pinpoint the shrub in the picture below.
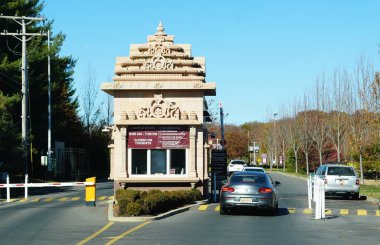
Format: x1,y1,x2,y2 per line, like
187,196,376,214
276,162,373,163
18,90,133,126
115,188,204,216
115,189,141,215
125,202,144,216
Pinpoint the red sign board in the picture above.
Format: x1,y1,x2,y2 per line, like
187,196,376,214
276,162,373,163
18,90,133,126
128,126,190,149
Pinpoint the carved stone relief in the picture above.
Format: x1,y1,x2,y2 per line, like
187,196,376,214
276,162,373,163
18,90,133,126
138,94,180,119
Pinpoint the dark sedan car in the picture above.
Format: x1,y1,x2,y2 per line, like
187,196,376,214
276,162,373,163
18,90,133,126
219,171,280,215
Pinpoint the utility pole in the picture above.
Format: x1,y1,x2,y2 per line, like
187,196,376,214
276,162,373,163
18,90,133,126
47,29,52,171
0,15,47,175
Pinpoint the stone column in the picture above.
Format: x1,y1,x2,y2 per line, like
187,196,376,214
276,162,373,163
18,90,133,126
203,143,209,179
189,126,198,178
120,127,128,178
108,143,115,179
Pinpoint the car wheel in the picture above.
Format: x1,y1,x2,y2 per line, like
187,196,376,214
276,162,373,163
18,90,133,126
269,202,278,216
352,193,360,200
220,206,229,215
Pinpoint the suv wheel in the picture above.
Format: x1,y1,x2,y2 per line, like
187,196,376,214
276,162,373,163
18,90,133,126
352,193,360,200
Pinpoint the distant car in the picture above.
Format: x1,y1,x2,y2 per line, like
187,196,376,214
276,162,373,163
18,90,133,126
242,166,265,173
227,160,246,174
219,171,280,215
315,163,360,199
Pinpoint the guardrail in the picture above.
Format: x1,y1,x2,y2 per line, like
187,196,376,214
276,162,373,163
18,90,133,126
0,174,95,205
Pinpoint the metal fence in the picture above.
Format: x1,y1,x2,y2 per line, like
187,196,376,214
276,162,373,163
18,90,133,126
50,148,88,180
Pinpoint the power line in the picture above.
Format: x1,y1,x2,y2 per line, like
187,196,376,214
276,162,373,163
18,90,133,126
0,14,47,176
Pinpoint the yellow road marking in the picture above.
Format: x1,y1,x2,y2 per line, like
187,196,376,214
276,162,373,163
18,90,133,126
357,209,367,216
44,198,54,202
376,210,380,216
288,208,296,214
58,197,69,202
108,196,114,200
71,197,80,201
215,205,220,211
31,198,40,202
18,199,28,203
340,209,349,215
303,208,312,214
76,222,114,245
98,196,107,201
105,222,150,245
198,205,208,211
325,209,332,215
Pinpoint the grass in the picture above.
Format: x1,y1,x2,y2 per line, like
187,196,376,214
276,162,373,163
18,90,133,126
360,185,380,200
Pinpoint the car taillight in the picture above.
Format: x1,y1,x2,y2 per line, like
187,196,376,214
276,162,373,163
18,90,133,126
324,179,327,184
258,188,273,193
221,186,235,193
356,179,360,185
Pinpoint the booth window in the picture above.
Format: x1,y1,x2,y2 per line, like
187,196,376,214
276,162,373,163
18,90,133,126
151,149,167,175
131,149,147,174
129,149,187,176
170,149,186,174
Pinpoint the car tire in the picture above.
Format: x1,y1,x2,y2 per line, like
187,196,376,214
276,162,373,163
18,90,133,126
269,202,278,216
220,206,229,215
352,193,360,200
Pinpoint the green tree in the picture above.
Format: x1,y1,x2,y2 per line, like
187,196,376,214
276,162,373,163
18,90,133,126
0,0,85,178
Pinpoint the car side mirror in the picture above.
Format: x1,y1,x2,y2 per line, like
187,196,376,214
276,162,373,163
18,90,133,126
275,181,281,186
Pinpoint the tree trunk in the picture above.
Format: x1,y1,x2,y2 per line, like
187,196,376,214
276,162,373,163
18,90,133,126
319,149,323,166
294,150,298,173
305,152,309,175
359,153,364,184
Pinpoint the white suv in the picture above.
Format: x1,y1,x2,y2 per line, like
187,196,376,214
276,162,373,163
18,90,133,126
227,160,246,174
315,163,360,199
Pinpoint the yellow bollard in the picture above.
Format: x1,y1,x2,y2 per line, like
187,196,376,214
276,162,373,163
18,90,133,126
85,177,96,207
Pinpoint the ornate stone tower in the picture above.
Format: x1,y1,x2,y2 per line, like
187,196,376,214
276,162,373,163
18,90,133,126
101,23,216,194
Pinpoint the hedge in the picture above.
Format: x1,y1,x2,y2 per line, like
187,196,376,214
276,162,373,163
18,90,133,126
115,188,202,216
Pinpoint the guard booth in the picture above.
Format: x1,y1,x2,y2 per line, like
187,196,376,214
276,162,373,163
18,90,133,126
101,23,216,196
210,149,227,201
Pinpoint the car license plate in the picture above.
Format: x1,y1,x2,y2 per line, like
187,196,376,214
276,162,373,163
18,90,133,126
336,179,347,185
240,198,252,203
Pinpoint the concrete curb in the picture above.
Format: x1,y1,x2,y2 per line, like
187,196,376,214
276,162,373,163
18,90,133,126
271,170,379,207
108,199,209,222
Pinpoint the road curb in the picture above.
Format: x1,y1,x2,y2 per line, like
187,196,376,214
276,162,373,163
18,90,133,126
108,199,209,222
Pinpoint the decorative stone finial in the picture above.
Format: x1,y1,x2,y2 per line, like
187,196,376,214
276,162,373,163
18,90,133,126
155,21,166,36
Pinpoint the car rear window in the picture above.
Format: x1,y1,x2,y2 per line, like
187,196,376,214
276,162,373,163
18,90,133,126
230,175,266,183
327,167,356,176
231,161,245,165
244,169,264,172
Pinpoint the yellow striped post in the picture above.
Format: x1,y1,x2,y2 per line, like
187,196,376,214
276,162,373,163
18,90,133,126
85,177,96,207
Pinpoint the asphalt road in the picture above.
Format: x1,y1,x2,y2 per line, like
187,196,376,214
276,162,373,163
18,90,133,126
0,173,379,245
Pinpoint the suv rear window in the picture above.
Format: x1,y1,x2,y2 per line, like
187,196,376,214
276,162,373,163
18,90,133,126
231,161,245,165
327,167,355,176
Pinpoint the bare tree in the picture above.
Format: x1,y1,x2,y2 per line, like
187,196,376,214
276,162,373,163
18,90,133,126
287,99,301,173
350,57,375,184
308,75,329,166
326,68,351,162
299,93,313,174
81,64,101,135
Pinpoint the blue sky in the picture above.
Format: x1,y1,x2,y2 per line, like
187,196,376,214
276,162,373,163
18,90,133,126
43,0,380,125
